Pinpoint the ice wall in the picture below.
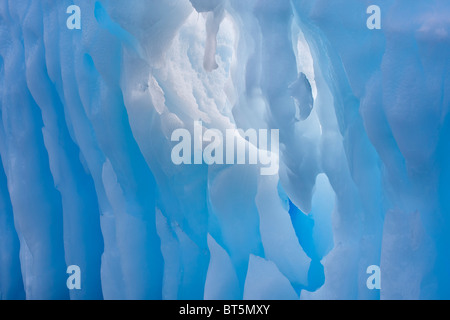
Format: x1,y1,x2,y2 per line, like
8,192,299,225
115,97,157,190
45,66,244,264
0,0,449,300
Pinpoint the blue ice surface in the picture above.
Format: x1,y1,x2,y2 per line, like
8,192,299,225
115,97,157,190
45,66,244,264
0,0,449,300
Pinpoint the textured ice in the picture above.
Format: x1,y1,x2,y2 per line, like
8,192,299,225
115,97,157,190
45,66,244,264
0,0,449,300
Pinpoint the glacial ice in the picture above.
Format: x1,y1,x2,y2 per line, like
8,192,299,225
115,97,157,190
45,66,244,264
0,0,449,300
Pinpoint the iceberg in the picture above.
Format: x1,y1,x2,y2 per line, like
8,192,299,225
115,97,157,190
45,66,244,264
0,0,449,300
